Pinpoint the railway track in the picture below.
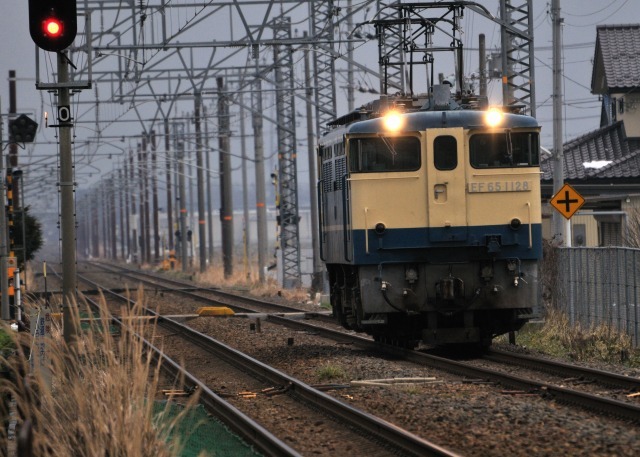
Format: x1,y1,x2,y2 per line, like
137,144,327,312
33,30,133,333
84,261,328,317
81,261,640,423
37,267,640,455
74,268,459,457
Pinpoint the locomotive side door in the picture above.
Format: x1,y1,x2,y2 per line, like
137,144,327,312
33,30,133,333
425,128,468,242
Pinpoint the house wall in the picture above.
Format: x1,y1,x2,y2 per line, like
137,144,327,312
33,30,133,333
614,92,640,138
570,214,599,247
541,211,598,247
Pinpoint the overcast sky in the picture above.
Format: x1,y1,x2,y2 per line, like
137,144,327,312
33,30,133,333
0,0,639,199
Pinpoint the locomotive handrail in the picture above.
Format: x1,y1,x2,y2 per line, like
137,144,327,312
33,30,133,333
342,174,352,262
364,207,369,255
527,201,532,249
317,180,325,261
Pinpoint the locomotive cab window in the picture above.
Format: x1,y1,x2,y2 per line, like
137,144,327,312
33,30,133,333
470,132,539,168
434,135,458,170
349,136,420,172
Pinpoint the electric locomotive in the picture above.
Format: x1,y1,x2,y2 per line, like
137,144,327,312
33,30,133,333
318,86,542,347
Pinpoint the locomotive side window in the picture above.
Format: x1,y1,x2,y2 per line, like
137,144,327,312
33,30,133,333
349,136,420,172
434,135,458,170
470,132,539,168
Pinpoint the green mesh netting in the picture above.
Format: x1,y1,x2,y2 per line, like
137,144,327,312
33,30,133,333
79,311,119,334
153,401,263,457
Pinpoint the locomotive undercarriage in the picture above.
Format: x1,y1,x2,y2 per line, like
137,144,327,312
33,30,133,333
328,260,536,348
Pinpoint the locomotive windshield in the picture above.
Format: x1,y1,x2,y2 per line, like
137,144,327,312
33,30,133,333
470,132,539,168
349,136,421,172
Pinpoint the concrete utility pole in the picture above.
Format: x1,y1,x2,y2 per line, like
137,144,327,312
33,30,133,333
150,131,160,261
118,168,126,260
204,107,214,265
58,52,78,344
239,96,251,278
551,0,566,243
304,38,323,293
101,184,108,257
137,141,146,262
143,135,151,264
129,148,138,262
91,193,99,258
164,118,174,251
252,79,268,283
123,158,132,259
194,93,207,273
176,124,188,272
218,77,234,278
109,178,117,259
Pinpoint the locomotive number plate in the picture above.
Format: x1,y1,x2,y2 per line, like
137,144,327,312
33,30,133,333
467,181,532,193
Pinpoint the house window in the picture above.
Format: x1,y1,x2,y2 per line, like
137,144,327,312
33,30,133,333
599,221,622,247
618,98,624,114
573,224,586,246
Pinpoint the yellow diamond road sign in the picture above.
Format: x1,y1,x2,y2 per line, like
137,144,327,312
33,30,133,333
550,183,585,220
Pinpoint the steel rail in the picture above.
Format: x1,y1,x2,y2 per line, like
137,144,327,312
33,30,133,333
82,262,640,422
485,348,640,391
78,271,460,457
76,293,302,457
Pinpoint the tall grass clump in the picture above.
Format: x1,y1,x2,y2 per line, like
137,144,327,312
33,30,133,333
196,261,310,304
0,293,199,456
513,305,638,365
541,306,634,363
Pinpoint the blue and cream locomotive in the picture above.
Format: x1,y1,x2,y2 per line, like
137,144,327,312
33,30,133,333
318,88,542,347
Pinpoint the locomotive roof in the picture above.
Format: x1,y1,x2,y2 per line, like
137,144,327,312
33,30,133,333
344,110,539,134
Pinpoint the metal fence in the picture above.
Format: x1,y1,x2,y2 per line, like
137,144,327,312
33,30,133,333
556,247,640,347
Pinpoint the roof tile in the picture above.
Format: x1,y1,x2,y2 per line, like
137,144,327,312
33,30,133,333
540,121,639,180
595,24,640,89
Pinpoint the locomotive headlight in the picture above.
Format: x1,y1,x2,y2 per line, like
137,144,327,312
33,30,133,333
485,108,503,127
383,110,404,131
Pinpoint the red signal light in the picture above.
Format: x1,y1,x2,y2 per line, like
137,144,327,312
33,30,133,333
43,18,63,37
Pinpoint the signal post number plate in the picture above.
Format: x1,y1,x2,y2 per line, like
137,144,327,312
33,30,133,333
467,181,532,193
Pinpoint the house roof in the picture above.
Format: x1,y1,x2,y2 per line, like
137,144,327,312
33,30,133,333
592,24,640,94
540,121,640,180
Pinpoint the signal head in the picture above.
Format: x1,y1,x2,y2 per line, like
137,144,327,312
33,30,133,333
28,1,77,52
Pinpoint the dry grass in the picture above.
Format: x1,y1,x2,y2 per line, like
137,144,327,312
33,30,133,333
525,241,640,366
511,305,639,366
193,262,311,304
0,294,200,456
